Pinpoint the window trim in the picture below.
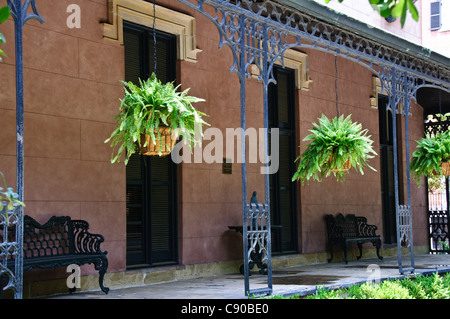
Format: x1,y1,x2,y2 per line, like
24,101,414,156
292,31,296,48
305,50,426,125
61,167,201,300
104,0,201,63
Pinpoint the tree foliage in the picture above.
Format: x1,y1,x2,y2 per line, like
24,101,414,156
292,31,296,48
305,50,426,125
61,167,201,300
324,0,419,27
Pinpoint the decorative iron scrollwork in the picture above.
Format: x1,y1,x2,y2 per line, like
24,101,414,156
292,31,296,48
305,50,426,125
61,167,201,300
398,205,412,248
429,210,450,253
0,205,22,297
246,202,270,274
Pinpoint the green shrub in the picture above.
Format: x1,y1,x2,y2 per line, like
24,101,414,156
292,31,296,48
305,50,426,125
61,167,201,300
412,273,450,299
309,286,344,299
306,273,450,299
399,277,428,299
349,281,412,299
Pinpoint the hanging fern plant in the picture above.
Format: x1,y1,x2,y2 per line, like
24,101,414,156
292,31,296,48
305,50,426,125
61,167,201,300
292,114,377,184
410,130,450,186
105,73,208,164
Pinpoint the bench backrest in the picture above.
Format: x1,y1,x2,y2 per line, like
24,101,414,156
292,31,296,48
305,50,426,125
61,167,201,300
325,213,379,240
325,213,358,239
23,215,75,259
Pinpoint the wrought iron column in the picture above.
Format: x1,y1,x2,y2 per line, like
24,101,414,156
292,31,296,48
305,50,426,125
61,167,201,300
401,72,416,273
381,67,416,274
238,13,250,294
6,0,44,299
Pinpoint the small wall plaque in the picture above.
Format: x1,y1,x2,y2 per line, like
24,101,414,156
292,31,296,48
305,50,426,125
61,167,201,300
222,158,232,174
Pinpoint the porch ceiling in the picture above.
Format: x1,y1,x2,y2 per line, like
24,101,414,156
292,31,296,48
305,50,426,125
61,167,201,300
417,87,450,115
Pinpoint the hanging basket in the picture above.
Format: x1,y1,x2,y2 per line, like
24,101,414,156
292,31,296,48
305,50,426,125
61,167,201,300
441,161,450,176
329,156,351,172
431,161,450,176
140,126,176,156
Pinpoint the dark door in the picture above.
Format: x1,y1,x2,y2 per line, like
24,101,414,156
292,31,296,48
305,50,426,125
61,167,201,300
268,66,298,253
123,22,178,267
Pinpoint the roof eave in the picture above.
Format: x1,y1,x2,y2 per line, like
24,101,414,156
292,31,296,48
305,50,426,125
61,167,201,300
276,0,450,69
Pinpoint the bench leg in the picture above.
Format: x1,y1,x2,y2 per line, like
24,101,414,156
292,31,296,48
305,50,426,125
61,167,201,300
374,239,383,261
327,242,334,263
94,256,110,294
356,243,363,260
343,242,349,264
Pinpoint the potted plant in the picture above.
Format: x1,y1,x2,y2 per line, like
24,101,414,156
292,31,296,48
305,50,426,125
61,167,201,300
410,130,450,186
291,114,377,184
0,172,25,225
105,73,208,164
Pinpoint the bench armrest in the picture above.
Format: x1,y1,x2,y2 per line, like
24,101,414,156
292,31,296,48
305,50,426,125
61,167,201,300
356,217,379,237
72,220,107,256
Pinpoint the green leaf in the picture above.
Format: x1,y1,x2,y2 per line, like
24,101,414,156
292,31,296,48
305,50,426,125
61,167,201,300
391,0,405,18
406,0,419,21
0,6,10,23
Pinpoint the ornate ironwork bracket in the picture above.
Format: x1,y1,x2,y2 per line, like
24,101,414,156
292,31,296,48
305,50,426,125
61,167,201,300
5,0,44,299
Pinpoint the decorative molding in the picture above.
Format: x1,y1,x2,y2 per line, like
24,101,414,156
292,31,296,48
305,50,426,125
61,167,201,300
250,49,312,91
104,0,201,63
281,49,312,91
370,76,382,109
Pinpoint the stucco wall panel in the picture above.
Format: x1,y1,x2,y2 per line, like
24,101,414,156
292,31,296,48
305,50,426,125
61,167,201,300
78,39,124,84
22,69,121,123
0,108,15,156
80,121,117,162
24,113,81,159
23,26,79,77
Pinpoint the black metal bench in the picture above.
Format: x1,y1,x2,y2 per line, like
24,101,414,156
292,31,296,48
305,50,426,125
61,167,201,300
324,213,383,264
2,215,109,295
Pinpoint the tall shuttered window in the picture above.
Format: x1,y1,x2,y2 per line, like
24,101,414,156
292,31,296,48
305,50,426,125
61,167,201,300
124,22,178,268
378,95,397,245
268,66,298,254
